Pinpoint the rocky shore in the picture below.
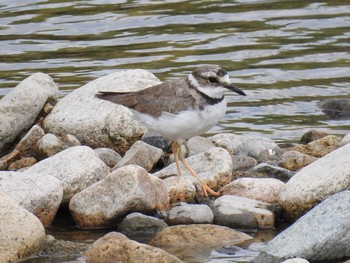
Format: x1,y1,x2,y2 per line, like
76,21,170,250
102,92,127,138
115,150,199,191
0,70,349,263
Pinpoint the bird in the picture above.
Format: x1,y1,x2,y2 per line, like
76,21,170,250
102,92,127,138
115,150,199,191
96,65,246,197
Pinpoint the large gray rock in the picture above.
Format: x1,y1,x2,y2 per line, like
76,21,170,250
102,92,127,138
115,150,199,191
69,165,170,228
25,146,110,205
154,147,233,194
0,190,45,263
213,195,275,229
0,171,63,226
255,191,350,262
165,203,214,225
279,143,350,221
0,73,59,153
43,70,161,154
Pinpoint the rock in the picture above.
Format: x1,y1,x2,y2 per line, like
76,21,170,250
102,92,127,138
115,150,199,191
220,177,285,204
14,124,45,157
0,73,59,153
300,129,329,144
154,147,232,194
278,151,317,171
149,224,252,262
319,98,350,118
118,212,168,235
340,133,350,146
25,146,110,205
141,131,172,151
37,133,66,157
0,190,45,262
210,134,281,163
231,155,258,171
69,165,169,228
213,195,275,229
162,176,196,203
293,135,341,157
0,149,20,170
44,70,161,154
255,191,350,263
84,232,182,263
60,133,81,147
249,163,294,181
281,259,310,263
0,171,63,226
165,203,214,225
279,143,350,221
186,136,216,156
94,147,122,168
114,140,163,172
7,156,37,170
38,235,89,258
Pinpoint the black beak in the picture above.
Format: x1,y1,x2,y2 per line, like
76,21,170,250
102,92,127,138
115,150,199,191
225,84,246,96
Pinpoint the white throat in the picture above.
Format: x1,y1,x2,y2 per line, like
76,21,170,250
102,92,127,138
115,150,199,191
188,73,227,99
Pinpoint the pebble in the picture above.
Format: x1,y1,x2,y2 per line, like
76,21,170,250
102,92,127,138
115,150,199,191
14,125,45,157
37,133,66,157
69,165,169,228
165,203,214,225
278,150,317,171
280,143,350,221
220,177,285,204
85,232,182,263
213,195,275,229
299,129,328,144
94,147,122,168
7,156,37,170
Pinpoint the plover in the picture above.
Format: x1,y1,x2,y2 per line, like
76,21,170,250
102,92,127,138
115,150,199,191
96,65,246,197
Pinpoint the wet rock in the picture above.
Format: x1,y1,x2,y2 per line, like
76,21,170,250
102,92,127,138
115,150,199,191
118,212,168,235
38,235,89,258
37,133,66,157
279,143,350,221
149,224,252,262
141,131,172,151
340,133,350,146
249,163,294,181
300,129,328,144
14,124,45,157
44,70,160,154
0,190,45,262
7,156,37,170
114,140,163,172
69,165,169,228
154,147,232,194
278,151,317,171
293,135,341,157
165,203,214,225
255,191,350,263
231,155,258,171
213,195,275,229
0,171,63,226
26,146,110,205
94,147,122,168
0,73,59,154
84,231,182,263
319,98,350,119
186,136,216,156
162,176,196,203
220,177,285,204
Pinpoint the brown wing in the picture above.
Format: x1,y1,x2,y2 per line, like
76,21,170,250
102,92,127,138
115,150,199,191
96,78,196,117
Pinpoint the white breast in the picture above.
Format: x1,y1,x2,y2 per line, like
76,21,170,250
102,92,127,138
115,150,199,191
133,99,227,141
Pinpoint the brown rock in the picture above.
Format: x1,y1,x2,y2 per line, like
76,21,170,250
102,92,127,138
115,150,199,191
84,232,182,263
162,176,196,203
8,157,37,170
149,224,252,261
15,125,45,157
300,130,328,144
0,149,20,170
293,135,341,157
278,151,317,171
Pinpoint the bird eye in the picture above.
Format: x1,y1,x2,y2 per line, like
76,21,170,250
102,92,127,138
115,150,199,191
208,77,218,83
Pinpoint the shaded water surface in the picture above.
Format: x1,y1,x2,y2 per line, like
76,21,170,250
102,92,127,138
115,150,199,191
1,1,350,262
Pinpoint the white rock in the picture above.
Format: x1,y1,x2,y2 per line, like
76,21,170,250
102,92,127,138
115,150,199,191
279,143,350,220
282,259,310,263
43,70,161,154
37,133,66,157
0,190,45,262
25,146,110,205
340,133,350,146
0,171,63,226
69,165,169,228
115,140,163,172
220,177,285,204
186,136,216,156
213,195,275,229
154,147,232,193
0,73,59,153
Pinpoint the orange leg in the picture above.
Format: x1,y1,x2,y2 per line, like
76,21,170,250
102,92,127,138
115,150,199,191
172,141,182,176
